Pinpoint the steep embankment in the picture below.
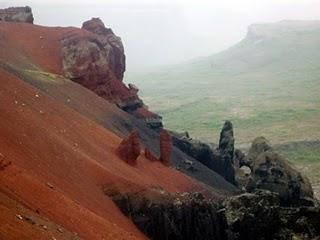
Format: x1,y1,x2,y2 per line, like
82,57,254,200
0,15,237,240
128,20,320,146
0,67,213,239
0,21,237,194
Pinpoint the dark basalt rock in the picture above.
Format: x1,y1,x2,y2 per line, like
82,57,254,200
223,190,285,240
108,188,320,240
234,149,250,169
109,191,228,240
223,190,320,240
170,121,237,186
219,121,236,185
247,137,314,207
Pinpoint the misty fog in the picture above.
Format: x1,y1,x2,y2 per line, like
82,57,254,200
2,0,320,70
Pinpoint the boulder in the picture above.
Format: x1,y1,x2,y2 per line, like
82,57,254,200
116,131,141,165
247,137,314,206
223,190,288,240
0,6,33,23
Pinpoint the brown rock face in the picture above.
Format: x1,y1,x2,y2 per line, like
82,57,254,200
0,6,33,23
144,148,158,162
61,18,142,109
116,131,141,165
82,18,125,80
61,17,162,129
159,129,172,166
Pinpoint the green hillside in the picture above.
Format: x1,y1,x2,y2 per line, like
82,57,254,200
126,20,320,146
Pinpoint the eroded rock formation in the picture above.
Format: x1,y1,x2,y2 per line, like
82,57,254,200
0,6,33,23
218,121,236,185
171,122,237,185
247,137,314,206
61,18,140,108
81,18,125,80
116,131,141,165
61,17,162,129
159,129,172,166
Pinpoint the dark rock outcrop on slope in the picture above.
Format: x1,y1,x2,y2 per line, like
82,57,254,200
218,121,236,185
234,149,250,169
171,122,237,186
223,190,320,240
223,190,285,239
171,135,227,176
0,6,33,23
247,137,314,207
109,191,228,240
109,188,320,240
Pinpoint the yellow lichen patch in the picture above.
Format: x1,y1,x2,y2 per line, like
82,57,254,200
23,69,68,85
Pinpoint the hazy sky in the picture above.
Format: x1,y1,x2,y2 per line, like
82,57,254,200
2,0,320,70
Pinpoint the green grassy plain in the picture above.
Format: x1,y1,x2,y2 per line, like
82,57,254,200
127,21,320,146
127,21,320,193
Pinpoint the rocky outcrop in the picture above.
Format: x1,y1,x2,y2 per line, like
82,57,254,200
223,190,284,239
172,135,223,171
0,6,33,23
159,129,172,166
234,149,250,169
247,137,314,206
218,121,236,185
61,18,141,108
222,189,320,240
81,18,125,80
109,191,227,240
116,131,141,165
108,188,320,240
61,17,162,129
171,122,237,185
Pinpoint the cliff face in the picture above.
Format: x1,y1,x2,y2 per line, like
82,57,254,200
61,18,134,106
61,17,162,128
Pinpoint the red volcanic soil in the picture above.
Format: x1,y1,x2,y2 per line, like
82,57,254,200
0,191,80,240
0,68,209,239
0,21,90,73
0,21,140,104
